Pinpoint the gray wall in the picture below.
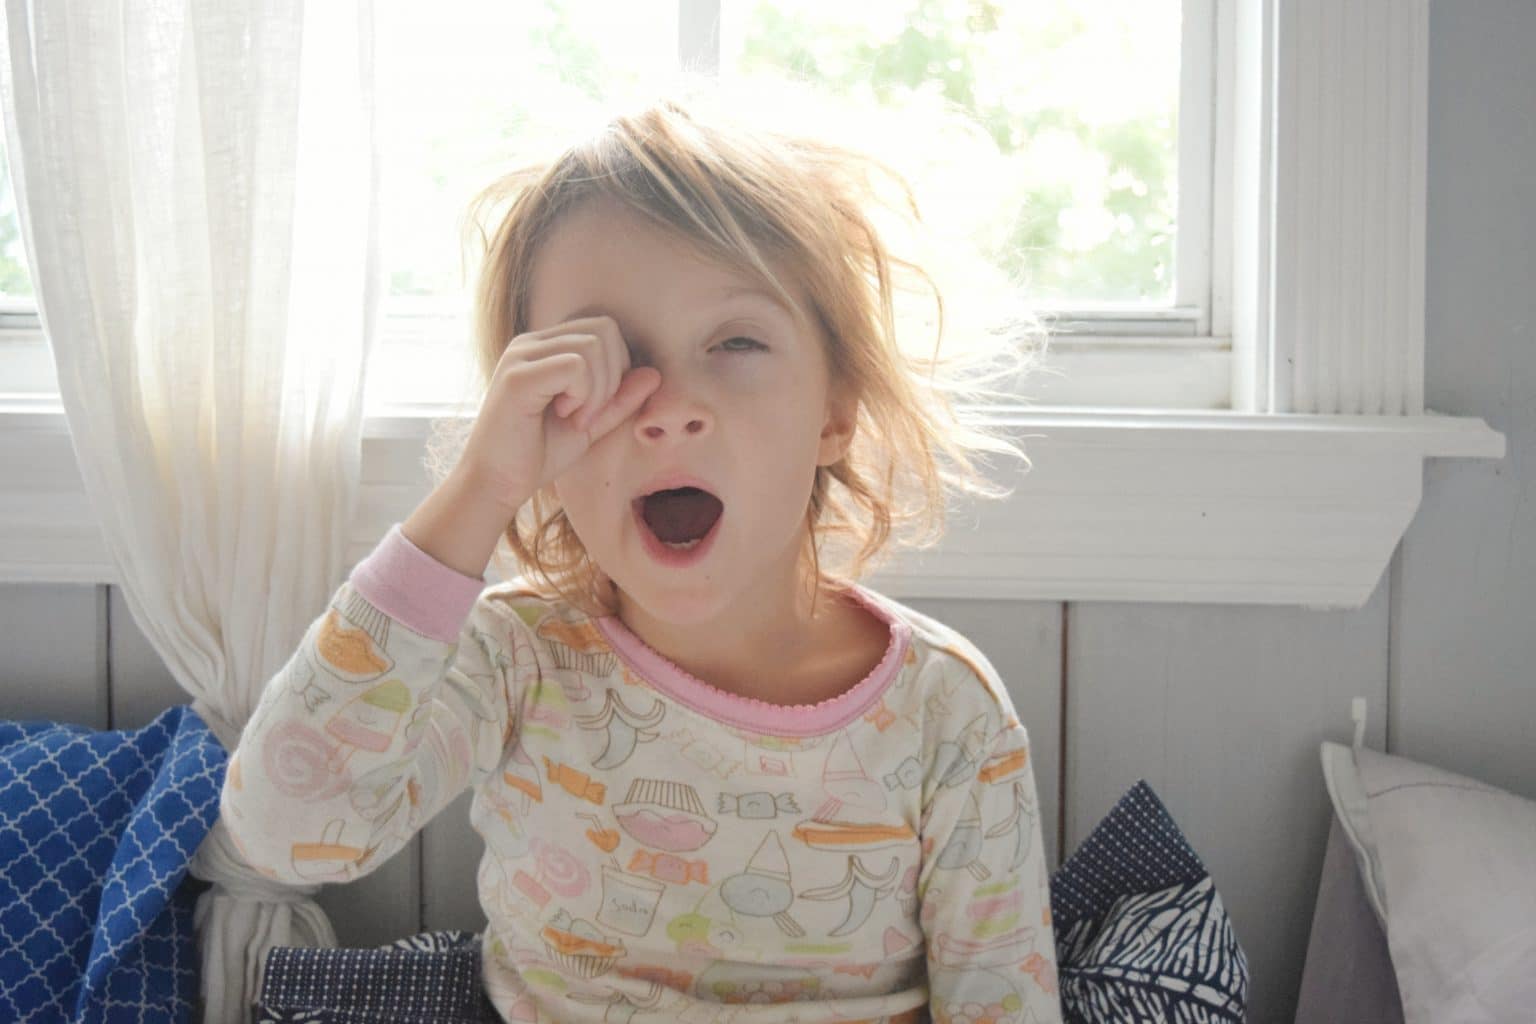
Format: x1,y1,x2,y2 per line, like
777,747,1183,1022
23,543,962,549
1,3,1530,1021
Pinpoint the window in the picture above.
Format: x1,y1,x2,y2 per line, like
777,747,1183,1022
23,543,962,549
370,0,1210,413
0,1,1210,409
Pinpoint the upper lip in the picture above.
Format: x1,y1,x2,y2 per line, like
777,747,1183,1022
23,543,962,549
632,473,721,503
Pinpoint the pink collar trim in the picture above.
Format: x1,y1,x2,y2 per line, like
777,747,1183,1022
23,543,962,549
591,583,911,737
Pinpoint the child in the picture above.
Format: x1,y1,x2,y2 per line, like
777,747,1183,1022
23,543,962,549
222,81,1061,1024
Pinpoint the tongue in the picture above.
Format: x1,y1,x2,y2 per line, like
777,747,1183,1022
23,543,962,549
642,488,723,544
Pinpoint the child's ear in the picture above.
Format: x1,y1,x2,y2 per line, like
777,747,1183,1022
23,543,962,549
816,393,857,467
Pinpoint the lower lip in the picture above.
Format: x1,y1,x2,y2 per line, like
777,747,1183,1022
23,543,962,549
632,499,724,568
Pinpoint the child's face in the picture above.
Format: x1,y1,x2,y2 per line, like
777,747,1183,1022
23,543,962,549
529,195,853,624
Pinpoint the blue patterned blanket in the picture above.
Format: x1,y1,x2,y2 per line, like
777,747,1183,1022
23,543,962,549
0,704,226,1023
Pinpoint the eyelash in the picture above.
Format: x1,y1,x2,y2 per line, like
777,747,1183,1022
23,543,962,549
718,336,767,353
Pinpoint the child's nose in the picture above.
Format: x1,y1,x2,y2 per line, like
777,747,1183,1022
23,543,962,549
635,377,713,441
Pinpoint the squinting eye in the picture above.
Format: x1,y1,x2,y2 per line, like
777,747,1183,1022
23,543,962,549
719,336,767,353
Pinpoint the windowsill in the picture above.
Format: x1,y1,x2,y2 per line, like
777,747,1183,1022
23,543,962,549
0,399,1506,607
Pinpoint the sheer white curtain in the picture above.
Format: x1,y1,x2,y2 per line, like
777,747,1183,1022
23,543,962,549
0,1,380,1019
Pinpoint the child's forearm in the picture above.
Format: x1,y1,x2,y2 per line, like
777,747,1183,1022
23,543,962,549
219,525,509,887
401,468,522,581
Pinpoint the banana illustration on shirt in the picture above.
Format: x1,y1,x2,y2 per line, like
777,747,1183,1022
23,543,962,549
799,854,901,937
575,689,666,770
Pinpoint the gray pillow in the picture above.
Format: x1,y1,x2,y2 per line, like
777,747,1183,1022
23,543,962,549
1320,739,1536,1022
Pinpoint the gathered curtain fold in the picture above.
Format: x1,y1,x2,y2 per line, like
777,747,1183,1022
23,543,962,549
0,1,382,1019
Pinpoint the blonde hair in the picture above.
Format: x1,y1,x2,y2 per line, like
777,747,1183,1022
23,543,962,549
429,75,1050,619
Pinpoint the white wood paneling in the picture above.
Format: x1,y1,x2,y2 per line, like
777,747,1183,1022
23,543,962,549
0,583,107,728
1395,0,1536,801
108,587,192,732
1064,576,1390,1024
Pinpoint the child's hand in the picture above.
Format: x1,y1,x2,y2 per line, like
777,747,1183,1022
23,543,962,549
454,315,662,513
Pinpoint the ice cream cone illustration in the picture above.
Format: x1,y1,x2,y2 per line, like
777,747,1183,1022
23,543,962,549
792,731,914,852
812,731,887,820
720,831,805,938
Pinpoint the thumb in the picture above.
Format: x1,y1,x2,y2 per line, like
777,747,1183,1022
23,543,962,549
585,366,662,440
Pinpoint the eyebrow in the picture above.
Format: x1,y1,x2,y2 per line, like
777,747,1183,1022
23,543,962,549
560,285,798,326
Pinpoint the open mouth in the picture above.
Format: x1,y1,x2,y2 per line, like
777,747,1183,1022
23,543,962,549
633,486,725,552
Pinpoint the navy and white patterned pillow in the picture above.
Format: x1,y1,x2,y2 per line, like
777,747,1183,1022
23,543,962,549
254,929,499,1024
0,703,226,1023
1048,780,1249,1023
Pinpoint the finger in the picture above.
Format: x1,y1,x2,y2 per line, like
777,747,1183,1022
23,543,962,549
514,352,588,420
578,332,613,432
584,366,662,439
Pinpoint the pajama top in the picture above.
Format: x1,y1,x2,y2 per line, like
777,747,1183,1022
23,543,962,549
221,523,1063,1024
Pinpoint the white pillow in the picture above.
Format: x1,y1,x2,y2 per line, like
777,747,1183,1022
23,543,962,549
1321,740,1536,1024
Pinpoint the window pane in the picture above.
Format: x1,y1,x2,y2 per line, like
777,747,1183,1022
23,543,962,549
0,133,34,302
377,0,678,301
726,0,1180,305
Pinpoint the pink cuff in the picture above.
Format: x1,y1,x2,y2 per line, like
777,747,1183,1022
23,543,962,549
349,523,487,643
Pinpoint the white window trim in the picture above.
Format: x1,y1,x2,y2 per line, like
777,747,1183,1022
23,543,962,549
0,0,1508,608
